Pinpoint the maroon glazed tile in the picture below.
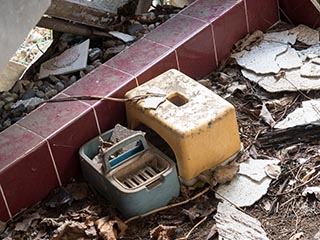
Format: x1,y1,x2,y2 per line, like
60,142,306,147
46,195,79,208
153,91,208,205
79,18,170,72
106,38,171,76
48,109,99,183
64,65,134,105
212,1,248,63
176,25,217,79
180,0,239,22
93,101,127,134
0,190,10,221
0,125,44,170
280,0,320,28
146,14,207,48
18,93,91,139
245,0,279,32
0,142,60,217
137,51,179,85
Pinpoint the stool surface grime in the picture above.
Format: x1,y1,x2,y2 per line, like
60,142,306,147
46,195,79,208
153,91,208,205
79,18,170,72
125,69,241,181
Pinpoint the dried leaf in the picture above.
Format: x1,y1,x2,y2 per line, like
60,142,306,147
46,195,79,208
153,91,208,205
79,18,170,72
150,225,176,240
213,162,239,184
51,221,90,240
260,103,275,127
95,217,127,240
182,203,216,221
15,212,41,232
64,182,88,201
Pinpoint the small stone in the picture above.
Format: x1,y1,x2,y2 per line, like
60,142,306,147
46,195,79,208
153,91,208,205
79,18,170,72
35,90,45,98
4,96,17,104
11,116,22,124
128,23,144,36
3,103,14,111
85,65,95,74
80,71,85,78
48,75,61,84
92,59,102,68
88,48,102,62
69,75,77,83
10,105,26,118
0,101,5,109
2,118,11,128
11,81,24,94
55,82,65,92
35,81,43,87
21,88,36,100
148,24,155,31
45,89,58,99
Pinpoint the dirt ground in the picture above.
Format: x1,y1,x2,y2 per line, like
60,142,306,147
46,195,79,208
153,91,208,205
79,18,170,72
1,24,320,240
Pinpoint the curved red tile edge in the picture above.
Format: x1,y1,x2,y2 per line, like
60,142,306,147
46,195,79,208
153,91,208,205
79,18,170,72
0,0,280,221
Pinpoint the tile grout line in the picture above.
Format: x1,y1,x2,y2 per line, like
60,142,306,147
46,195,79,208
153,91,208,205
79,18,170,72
210,25,219,66
174,49,181,71
277,0,280,24
92,107,102,135
243,0,250,33
0,185,12,219
46,140,62,186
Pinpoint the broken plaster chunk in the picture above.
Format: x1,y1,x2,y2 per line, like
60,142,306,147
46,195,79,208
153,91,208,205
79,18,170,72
239,158,280,182
215,202,269,240
39,39,90,79
109,31,135,42
312,57,320,65
233,30,264,52
298,44,320,61
264,30,297,45
290,24,320,45
300,61,320,77
241,68,320,93
233,41,287,74
216,175,272,207
275,99,320,129
216,158,280,207
276,47,303,70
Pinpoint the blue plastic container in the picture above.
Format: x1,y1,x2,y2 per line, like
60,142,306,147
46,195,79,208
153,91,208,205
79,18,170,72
79,129,180,217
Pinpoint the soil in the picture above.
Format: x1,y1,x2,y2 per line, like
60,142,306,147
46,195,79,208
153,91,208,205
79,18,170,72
1,23,320,240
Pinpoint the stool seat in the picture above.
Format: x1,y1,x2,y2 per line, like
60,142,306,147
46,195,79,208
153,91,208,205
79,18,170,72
125,69,241,182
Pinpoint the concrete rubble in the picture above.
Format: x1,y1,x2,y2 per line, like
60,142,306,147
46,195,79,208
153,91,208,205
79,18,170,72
216,158,280,207
215,202,269,240
233,24,320,93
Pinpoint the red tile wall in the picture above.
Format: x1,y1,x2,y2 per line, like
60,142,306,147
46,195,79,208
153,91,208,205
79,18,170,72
0,0,282,221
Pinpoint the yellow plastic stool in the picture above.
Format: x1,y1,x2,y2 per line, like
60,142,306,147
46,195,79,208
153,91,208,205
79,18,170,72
125,69,241,183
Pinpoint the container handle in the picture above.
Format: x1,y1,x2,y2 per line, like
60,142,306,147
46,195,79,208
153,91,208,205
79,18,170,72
102,133,148,172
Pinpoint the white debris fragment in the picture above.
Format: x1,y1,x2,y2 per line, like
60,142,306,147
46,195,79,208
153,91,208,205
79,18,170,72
264,30,297,44
241,68,320,93
260,103,276,127
109,31,135,42
234,30,264,52
39,39,90,79
289,232,305,240
12,97,44,109
226,82,247,93
264,164,281,179
300,61,320,77
302,186,320,200
312,57,320,65
290,24,320,45
141,87,167,109
216,158,280,207
276,47,303,70
298,44,320,61
275,99,320,128
239,158,280,182
215,202,269,240
233,41,287,74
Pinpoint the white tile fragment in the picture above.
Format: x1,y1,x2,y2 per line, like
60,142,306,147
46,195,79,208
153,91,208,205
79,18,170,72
290,24,320,45
275,99,320,128
264,30,297,44
216,158,279,207
298,44,320,61
312,57,320,65
215,202,269,240
300,61,320,77
276,47,303,70
39,39,90,79
233,41,287,74
109,31,135,42
242,68,320,93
